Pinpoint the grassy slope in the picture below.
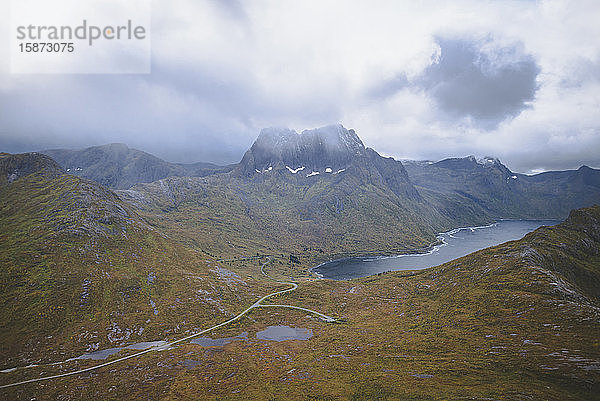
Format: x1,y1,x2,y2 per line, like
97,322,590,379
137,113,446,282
159,206,600,400
4,207,598,400
118,168,449,268
0,168,280,369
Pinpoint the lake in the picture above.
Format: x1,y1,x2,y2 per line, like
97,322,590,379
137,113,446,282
313,220,560,280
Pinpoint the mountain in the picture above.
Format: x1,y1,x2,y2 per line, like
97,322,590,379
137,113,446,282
117,126,600,264
26,128,600,265
40,134,600,224
236,125,367,176
404,156,600,219
119,125,445,262
235,124,421,200
1,145,599,399
42,143,233,190
0,152,266,369
0,152,63,186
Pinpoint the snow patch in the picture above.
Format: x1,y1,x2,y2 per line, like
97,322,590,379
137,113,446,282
332,169,345,174
306,171,320,177
286,165,305,174
325,167,332,173
476,157,497,165
255,166,273,174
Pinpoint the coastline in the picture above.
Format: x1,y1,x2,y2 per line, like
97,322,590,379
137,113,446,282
310,219,561,280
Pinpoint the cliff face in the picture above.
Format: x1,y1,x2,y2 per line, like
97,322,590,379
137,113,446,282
236,124,366,175
235,124,421,200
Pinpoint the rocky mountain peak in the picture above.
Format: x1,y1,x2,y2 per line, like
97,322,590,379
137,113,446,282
238,124,366,176
299,124,365,155
433,155,511,173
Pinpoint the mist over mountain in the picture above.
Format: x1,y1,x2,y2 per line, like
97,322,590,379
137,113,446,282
235,124,421,201
42,143,233,190
236,125,366,175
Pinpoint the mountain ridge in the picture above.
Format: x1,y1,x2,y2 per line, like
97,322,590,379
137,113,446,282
35,132,598,195
404,154,600,219
41,143,233,189
5,124,597,261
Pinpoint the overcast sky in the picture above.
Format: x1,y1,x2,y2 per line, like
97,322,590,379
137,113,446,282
1,0,599,173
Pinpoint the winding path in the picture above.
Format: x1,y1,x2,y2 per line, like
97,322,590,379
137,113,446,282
0,258,335,389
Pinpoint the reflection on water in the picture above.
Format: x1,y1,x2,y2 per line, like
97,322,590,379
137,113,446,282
314,220,560,280
256,325,313,342
73,327,309,362
76,340,169,360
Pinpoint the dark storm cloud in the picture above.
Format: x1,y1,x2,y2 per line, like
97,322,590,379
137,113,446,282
370,37,541,129
421,37,540,126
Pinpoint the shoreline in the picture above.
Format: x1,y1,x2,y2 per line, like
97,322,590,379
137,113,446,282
310,219,561,280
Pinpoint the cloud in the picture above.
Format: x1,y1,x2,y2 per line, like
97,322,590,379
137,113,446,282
0,0,599,172
370,37,541,129
418,37,540,127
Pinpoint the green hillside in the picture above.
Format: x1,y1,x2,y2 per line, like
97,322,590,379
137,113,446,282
118,166,447,265
0,154,278,368
3,198,598,399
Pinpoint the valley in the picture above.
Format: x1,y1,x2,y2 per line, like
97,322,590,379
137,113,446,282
3,1,600,398
1,126,599,400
